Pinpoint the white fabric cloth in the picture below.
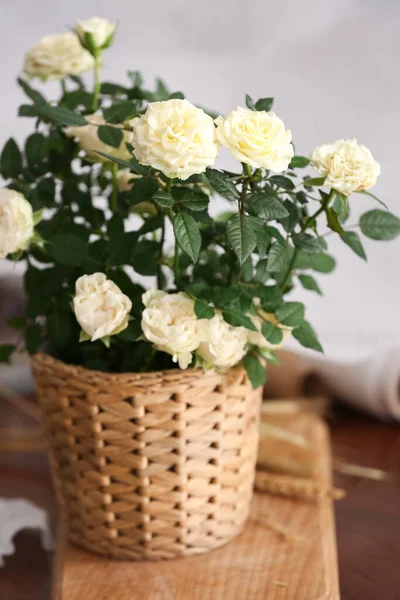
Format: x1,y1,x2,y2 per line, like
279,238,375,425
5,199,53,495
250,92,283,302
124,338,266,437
0,499,53,566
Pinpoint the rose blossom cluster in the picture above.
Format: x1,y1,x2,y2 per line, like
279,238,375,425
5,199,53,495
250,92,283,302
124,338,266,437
71,276,289,370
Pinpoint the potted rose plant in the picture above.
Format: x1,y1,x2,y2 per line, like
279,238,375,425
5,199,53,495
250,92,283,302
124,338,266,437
1,17,399,560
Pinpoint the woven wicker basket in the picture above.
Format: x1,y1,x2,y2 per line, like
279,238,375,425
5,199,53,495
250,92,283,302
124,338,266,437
32,352,262,561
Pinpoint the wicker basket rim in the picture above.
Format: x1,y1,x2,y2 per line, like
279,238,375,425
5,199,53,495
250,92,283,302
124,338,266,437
31,351,244,384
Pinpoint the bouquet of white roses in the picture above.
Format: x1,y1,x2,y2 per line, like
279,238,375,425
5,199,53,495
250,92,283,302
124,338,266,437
1,17,399,389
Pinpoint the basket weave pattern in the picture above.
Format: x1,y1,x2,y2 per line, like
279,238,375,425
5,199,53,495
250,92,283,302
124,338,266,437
32,353,261,560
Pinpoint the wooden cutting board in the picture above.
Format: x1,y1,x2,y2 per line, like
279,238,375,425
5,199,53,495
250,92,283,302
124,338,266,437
52,417,340,600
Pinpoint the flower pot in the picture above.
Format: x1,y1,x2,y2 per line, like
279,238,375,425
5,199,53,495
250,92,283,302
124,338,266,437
32,352,262,560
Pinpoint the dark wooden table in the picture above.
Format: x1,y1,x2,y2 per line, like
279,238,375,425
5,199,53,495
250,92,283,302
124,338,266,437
0,399,399,600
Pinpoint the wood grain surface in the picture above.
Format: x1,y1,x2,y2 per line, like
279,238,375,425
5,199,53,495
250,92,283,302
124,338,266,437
53,416,339,600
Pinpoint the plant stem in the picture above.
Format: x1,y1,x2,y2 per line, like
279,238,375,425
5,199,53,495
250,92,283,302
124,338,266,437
302,189,335,231
157,215,165,290
280,247,299,292
61,79,67,96
174,235,180,286
110,163,118,212
92,55,101,111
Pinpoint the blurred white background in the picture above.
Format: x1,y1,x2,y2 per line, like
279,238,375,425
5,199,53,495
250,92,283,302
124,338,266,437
1,0,399,356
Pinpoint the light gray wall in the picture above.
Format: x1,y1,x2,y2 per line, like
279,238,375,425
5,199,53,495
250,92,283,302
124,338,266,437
1,0,399,354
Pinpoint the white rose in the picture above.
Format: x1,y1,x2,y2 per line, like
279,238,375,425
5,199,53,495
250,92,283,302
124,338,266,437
141,290,207,369
76,17,116,50
73,273,132,342
197,312,248,369
67,112,132,163
131,99,219,180
247,306,292,350
24,33,93,81
310,138,381,195
0,189,34,259
215,107,294,172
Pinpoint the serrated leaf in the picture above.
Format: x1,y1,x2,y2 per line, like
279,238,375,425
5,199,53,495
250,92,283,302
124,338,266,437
152,190,174,208
266,241,290,273
303,176,326,187
25,133,46,167
245,94,256,110
194,299,215,319
173,212,201,262
341,231,367,260
292,321,324,353
0,344,15,363
298,274,322,295
290,156,310,168
35,104,87,127
103,101,141,123
97,125,123,149
269,175,295,190
360,210,400,241
255,259,270,283
255,97,274,112
17,77,46,104
276,302,305,327
243,354,267,389
247,193,289,220
205,169,239,200
221,308,257,331
261,321,283,345
296,251,336,273
292,233,325,253
179,191,209,211
48,234,88,266
256,230,271,258
1,138,22,179
227,214,257,265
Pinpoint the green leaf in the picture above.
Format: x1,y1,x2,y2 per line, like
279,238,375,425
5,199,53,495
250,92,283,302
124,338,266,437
17,77,46,104
0,344,15,363
103,101,141,123
255,259,270,283
292,233,324,253
227,214,257,265
48,234,88,266
97,125,123,149
35,104,87,127
261,321,283,345
47,308,73,348
245,94,256,110
326,207,344,234
266,241,291,273
173,212,201,263
243,354,267,389
298,274,322,295
222,308,257,331
95,152,146,176
25,133,47,167
1,138,22,179
131,240,159,275
276,302,305,327
256,230,271,258
255,97,274,112
341,231,367,260
25,323,42,354
292,321,324,353
194,299,215,320
117,320,143,341
247,193,289,220
296,251,336,273
269,175,295,190
179,191,209,211
303,176,326,187
290,156,310,168
360,209,400,241
205,169,239,200
152,190,174,208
